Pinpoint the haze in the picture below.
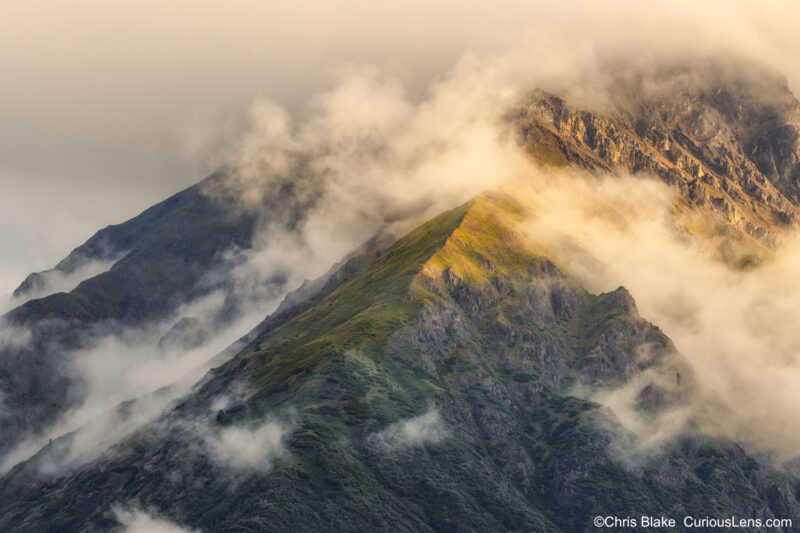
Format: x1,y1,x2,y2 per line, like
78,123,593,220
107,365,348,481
3,0,800,296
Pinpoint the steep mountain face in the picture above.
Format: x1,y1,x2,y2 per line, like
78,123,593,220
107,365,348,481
3,61,800,532
515,60,800,261
0,172,272,457
1,194,797,532
8,172,260,325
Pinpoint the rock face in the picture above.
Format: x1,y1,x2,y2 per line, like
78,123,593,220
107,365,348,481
0,194,796,532
2,60,800,532
515,59,800,252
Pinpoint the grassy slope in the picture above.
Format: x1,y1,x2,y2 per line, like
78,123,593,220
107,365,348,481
1,194,798,532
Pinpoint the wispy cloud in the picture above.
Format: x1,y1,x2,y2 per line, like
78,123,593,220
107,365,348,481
368,409,447,451
517,172,800,460
113,505,199,533
201,419,291,471
8,256,120,307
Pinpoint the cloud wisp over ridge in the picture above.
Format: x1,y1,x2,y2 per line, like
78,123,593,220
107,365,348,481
3,0,800,477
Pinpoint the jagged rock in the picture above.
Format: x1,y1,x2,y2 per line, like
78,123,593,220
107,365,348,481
516,60,800,252
2,62,800,533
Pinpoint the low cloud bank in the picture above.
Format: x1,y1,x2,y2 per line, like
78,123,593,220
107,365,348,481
0,283,288,473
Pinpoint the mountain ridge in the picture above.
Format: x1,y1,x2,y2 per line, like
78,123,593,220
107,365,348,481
2,190,797,532
515,59,800,266
2,60,800,531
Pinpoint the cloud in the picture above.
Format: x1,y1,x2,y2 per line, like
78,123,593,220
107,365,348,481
209,384,254,413
368,409,447,451
113,505,198,533
4,0,800,304
4,0,800,478
515,171,800,460
193,60,538,311
201,419,290,471
0,321,32,350
0,282,289,473
585,367,694,463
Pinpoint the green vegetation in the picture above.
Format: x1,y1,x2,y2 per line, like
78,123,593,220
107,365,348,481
1,193,797,532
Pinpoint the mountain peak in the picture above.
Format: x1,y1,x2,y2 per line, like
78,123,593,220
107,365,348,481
517,60,800,259
4,54,800,531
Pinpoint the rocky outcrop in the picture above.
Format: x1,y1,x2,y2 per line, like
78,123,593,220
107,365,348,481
3,63,800,532
515,60,800,250
0,193,797,532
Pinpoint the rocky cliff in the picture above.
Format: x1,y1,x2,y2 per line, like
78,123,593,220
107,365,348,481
1,194,795,532
2,59,800,532
515,59,800,262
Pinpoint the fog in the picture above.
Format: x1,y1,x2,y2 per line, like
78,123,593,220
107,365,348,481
3,0,800,298
517,172,800,459
368,409,447,451
2,0,800,475
113,505,198,533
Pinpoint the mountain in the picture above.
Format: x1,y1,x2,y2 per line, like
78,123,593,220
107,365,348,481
3,59,800,531
10,172,261,323
0,168,322,457
515,59,800,265
1,193,798,532
0,173,249,456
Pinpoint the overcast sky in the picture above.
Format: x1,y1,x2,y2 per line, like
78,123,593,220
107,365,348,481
2,0,800,296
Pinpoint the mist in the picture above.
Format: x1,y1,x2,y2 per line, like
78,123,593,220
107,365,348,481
201,418,290,471
4,0,800,302
368,409,447,451
516,172,800,460
2,0,800,479
113,505,198,533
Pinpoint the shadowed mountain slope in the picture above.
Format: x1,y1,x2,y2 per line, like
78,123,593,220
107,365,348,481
1,194,796,532
0,172,266,457
8,172,257,325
